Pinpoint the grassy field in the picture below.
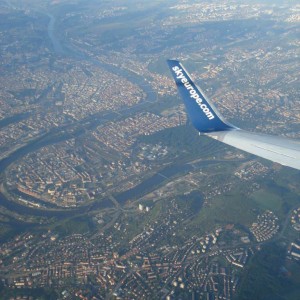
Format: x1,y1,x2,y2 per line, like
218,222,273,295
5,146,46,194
53,216,94,236
0,286,58,300
251,189,283,212
236,242,300,300
185,191,258,236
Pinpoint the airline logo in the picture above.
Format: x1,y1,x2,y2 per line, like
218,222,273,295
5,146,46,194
172,66,215,120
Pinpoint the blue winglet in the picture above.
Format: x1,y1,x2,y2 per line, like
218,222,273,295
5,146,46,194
167,60,237,133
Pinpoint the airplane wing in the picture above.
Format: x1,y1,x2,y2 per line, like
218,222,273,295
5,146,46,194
167,59,300,170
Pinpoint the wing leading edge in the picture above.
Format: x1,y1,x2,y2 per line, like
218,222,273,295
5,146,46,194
167,59,300,170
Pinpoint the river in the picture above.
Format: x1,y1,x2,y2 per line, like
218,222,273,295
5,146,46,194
0,12,201,219
0,112,31,129
47,13,65,55
114,159,225,205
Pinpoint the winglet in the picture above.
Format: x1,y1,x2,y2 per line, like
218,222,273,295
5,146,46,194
167,59,238,133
